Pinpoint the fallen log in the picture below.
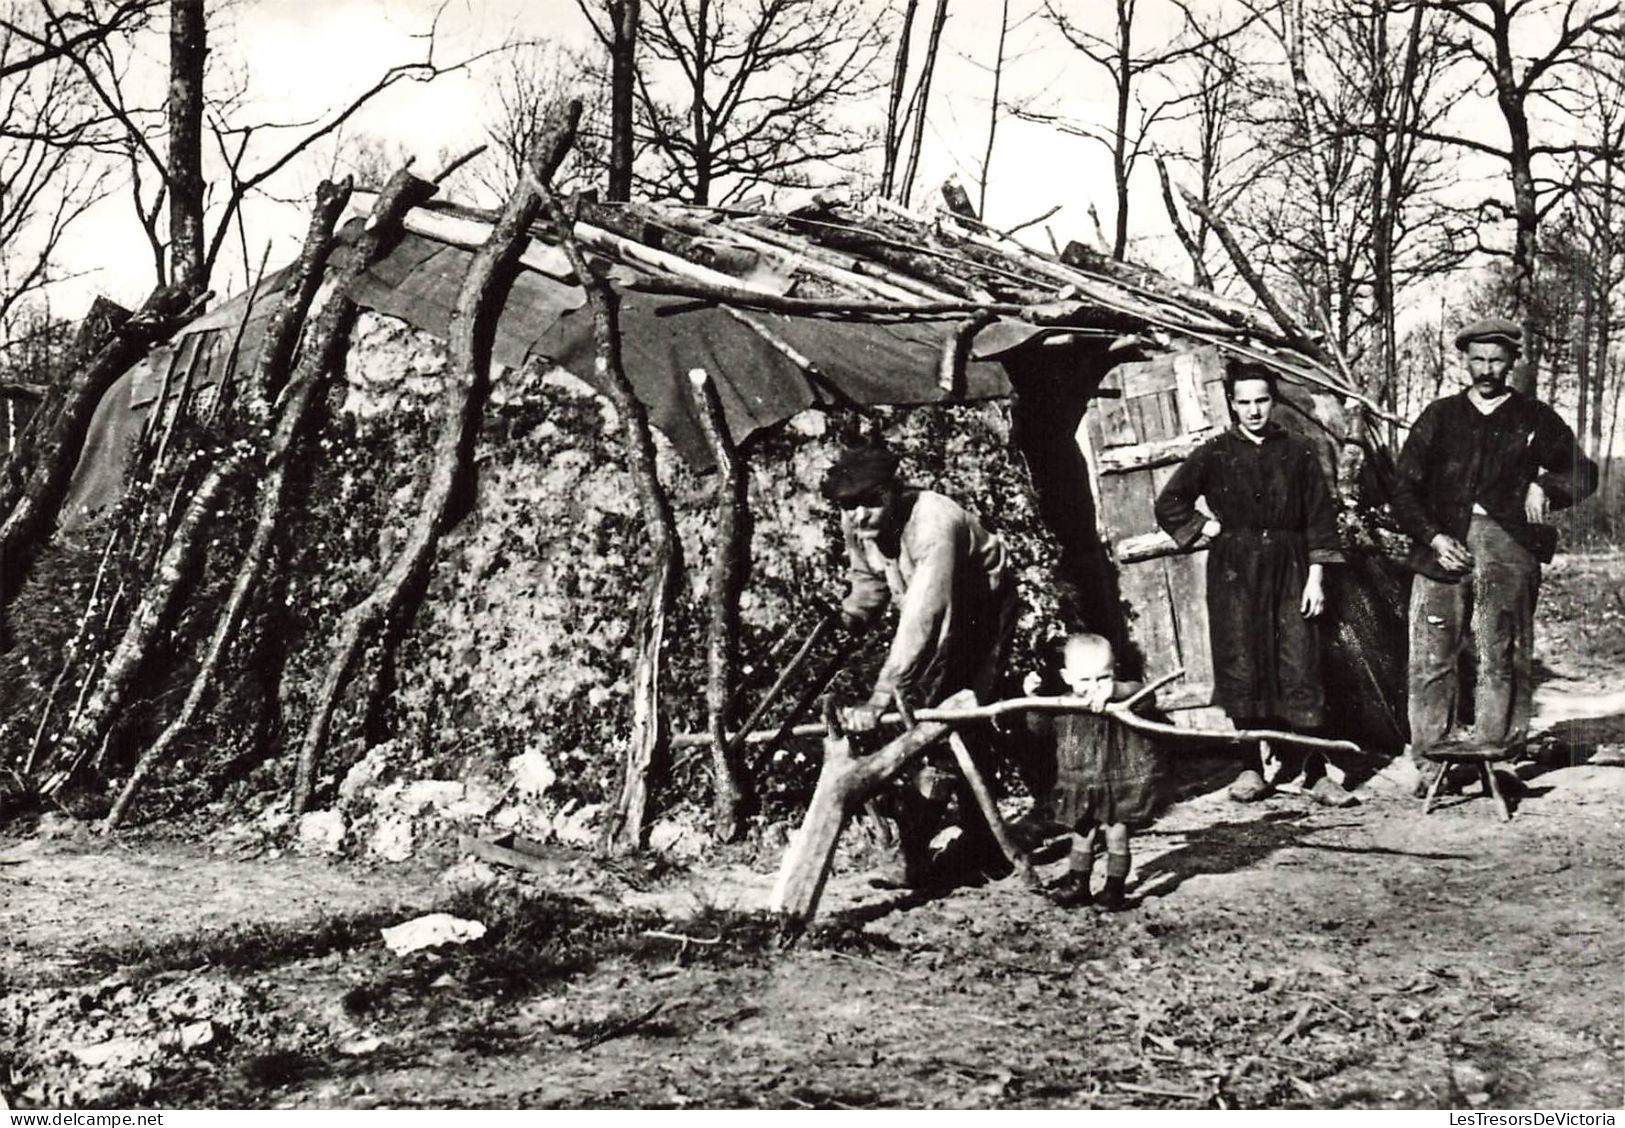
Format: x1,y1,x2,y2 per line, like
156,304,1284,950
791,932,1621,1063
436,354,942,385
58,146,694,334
292,111,580,815
771,691,973,931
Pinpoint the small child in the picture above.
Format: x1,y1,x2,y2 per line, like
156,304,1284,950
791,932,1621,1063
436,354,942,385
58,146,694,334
1027,633,1168,911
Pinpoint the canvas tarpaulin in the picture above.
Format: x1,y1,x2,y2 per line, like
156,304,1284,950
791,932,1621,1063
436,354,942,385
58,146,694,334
60,273,293,531
345,230,1013,466
60,225,1017,528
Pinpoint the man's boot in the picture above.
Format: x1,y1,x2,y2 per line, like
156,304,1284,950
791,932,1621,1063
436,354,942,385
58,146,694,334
868,788,942,890
1228,769,1271,802
1308,776,1359,808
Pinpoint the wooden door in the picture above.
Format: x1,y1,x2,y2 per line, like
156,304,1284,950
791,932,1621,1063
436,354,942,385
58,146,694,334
1076,346,1230,727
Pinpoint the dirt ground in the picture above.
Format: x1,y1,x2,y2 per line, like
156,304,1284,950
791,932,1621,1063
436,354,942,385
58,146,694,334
3,552,1623,1110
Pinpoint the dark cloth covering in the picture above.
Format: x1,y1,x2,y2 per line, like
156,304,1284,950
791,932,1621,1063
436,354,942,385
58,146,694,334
1153,423,1342,728
1028,712,1166,830
1390,390,1598,565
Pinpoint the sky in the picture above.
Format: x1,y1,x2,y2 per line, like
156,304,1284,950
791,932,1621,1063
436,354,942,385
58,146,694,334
45,0,1148,315
33,0,1613,399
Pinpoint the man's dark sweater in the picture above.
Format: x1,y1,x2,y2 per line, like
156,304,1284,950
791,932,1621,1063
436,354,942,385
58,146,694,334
1391,389,1597,563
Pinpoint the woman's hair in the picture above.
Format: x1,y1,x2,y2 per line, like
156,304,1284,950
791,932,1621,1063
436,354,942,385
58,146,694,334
1223,360,1279,400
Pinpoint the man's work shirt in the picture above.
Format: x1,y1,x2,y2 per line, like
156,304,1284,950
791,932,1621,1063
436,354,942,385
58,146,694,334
840,489,1014,704
1391,389,1597,562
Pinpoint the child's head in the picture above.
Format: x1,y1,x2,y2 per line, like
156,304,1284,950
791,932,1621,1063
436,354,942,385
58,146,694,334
1059,633,1115,695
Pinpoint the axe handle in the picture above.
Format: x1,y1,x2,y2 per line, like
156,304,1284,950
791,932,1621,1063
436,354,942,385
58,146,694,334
725,613,834,758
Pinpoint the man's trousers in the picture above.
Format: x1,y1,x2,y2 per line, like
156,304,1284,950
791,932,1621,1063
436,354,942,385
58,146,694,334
1407,514,1540,758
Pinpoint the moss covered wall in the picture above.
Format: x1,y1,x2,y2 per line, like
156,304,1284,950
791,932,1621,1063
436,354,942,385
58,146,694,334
248,313,1062,856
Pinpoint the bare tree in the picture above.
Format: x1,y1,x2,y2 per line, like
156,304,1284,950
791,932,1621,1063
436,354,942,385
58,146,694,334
575,0,640,201
1157,34,1250,289
895,0,948,206
1562,26,1624,464
0,3,127,329
619,0,891,206
1024,0,1258,260
467,47,608,204
24,0,514,294
1422,0,1620,388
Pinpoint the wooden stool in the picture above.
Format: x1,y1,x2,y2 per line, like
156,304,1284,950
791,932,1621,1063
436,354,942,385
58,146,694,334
1419,745,1513,821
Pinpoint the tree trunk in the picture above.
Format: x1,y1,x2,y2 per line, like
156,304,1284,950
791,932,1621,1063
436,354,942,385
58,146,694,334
688,367,751,841
1110,0,1132,261
0,285,197,639
607,0,640,202
168,0,207,296
292,113,580,815
881,0,921,199
898,0,949,206
537,105,682,852
977,0,1010,218
104,179,356,830
1483,2,1541,394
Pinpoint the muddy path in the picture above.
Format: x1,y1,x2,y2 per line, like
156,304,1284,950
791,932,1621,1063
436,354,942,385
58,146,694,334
3,552,1622,1110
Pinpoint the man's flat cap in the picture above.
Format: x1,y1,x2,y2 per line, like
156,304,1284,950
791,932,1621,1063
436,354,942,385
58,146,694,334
821,443,901,502
1454,317,1523,352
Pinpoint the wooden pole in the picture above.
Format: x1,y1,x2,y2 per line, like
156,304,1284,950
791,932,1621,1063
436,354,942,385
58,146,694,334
532,105,680,852
688,367,751,842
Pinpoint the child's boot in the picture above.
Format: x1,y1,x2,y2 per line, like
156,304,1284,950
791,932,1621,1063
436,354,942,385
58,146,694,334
1096,851,1130,912
1049,870,1092,908
1049,830,1094,908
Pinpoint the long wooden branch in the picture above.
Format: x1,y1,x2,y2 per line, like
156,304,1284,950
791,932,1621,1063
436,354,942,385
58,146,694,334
292,115,578,816
688,366,751,842
534,102,681,853
673,695,1373,761
0,285,203,629
1176,187,1318,355
1156,158,1213,290
622,276,1027,318
103,178,358,830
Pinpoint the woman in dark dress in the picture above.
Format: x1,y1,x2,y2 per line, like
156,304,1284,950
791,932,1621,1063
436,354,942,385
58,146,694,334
1153,363,1353,807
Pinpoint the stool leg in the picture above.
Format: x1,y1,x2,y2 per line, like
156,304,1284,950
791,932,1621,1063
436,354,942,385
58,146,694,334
1421,762,1449,814
1481,763,1512,822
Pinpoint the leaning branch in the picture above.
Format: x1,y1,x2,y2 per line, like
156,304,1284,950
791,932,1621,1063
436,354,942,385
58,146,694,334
1177,186,1317,354
103,177,358,830
291,109,578,815
534,102,682,852
0,284,204,628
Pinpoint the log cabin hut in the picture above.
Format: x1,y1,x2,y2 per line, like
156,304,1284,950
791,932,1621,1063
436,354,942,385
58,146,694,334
60,185,1412,803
